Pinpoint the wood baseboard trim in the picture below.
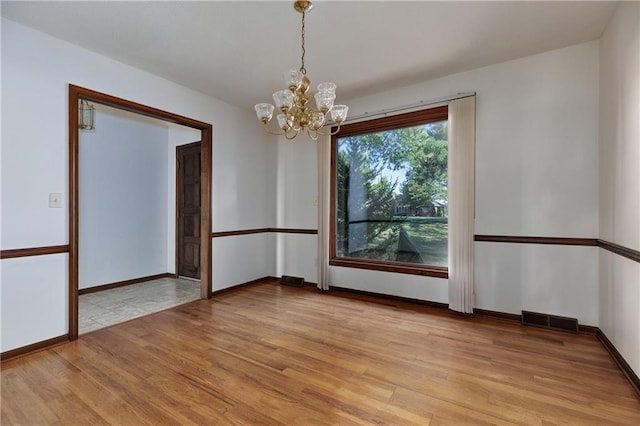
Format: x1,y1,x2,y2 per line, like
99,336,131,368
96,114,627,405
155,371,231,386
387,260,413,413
473,308,521,322
578,324,599,334
326,285,450,310
78,273,177,295
307,284,598,334
596,329,640,398
210,276,279,297
473,308,597,334
0,245,70,260
1,335,69,361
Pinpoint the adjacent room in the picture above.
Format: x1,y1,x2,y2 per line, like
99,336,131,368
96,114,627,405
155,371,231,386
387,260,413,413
78,104,202,333
1,1,638,424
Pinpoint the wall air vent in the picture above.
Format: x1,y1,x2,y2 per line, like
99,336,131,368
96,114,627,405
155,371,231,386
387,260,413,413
522,310,579,334
280,275,305,287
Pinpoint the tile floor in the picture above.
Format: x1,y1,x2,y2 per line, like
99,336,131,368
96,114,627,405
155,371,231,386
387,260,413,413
79,277,201,334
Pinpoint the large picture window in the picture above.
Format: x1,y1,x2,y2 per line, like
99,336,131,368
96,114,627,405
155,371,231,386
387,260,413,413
330,106,449,277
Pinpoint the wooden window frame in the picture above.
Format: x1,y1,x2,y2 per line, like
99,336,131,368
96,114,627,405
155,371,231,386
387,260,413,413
329,105,449,278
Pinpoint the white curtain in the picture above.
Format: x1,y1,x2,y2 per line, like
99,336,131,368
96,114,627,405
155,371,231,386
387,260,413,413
447,96,476,313
316,134,330,290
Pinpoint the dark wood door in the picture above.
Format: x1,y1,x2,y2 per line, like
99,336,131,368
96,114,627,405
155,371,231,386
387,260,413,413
177,142,201,279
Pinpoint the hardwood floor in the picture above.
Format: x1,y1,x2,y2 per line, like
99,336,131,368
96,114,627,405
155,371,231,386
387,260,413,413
2,278,639,425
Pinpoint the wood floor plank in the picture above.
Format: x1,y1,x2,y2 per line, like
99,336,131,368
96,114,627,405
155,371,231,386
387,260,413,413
2,279,639,425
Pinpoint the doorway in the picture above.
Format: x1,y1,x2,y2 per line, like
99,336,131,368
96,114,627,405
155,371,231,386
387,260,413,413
69,84,212,340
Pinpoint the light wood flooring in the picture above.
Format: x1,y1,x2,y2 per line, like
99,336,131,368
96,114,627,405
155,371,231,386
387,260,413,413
2,279,640,425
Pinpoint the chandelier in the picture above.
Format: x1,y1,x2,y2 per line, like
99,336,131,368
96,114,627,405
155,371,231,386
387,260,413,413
254,0,348,140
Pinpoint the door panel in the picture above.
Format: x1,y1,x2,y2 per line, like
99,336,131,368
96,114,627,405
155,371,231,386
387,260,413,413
177,142,201,279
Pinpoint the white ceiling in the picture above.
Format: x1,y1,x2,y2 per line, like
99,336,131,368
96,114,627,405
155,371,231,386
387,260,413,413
1,1,616,111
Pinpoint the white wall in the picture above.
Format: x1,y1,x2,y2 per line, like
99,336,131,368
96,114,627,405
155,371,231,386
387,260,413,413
214,233,276,288
1,255,68,350
0,18,276,352
274,133,318,282
79,106,169,289
276,41,600,324
598,2,640,376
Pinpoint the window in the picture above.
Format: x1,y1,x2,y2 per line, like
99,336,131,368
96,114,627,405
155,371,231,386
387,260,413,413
330,106,449,278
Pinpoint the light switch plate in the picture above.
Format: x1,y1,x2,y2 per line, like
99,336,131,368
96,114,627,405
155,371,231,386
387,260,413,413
49,193,62,208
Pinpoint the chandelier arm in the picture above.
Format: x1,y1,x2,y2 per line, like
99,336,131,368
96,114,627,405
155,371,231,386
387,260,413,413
306,128,320,141
316,123,343,136
261,123,286,136
285,128,300,140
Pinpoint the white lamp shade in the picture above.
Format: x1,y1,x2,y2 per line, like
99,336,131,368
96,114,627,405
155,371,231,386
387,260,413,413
317,82,336,95
284,69,303,90
273,90,294,111
330,105,349,124
314,92,336,113
309,111,325,130
255,103,275,122
277,113,291,130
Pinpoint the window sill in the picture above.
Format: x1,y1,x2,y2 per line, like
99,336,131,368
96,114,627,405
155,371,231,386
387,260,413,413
329,257,448,279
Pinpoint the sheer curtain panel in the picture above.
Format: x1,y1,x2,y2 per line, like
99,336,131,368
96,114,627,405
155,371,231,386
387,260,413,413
316,134,330,290
447,96,476,313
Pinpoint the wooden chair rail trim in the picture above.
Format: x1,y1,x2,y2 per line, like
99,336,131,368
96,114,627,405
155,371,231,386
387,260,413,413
271,228,318,235
475,235,639,264
212,228,270,238
0,245,70,260
598,239,640,263
474,235,598,246
211,228,317,238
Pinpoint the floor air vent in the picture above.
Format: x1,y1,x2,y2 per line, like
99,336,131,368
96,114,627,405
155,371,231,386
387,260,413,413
280,275,305,287
521,311,579,334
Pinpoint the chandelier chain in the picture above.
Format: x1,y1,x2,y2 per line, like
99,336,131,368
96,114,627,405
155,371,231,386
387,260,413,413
300,11,307,75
